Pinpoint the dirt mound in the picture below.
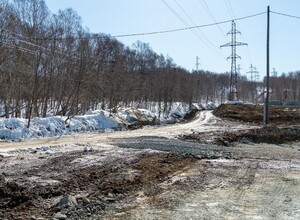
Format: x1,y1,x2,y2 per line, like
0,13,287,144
216,126,300,146
213,104,300,125
213,104,262,122
180,126,300,146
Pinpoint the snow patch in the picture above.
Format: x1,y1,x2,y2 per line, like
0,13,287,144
0,102,203,141
0,111,123,141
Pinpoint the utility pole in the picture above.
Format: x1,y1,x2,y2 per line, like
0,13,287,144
221,20,247,101
264,6,270,127
195,56,200,71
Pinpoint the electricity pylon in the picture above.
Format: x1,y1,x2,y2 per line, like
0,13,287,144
272,68,278,77
195,56,200,71
254,67,260,82
247,64,258,82
221,20,247,101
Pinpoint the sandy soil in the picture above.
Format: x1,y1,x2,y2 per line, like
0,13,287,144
0,111,300,219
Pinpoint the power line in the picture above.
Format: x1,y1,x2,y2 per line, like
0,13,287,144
161,0,186,24
174,0,219,47
225,0,236,19
4,43,37,56
1,11,265,41
113,11,266,38
161,0,222,57
271,11,300,20
173,0,223,56
197,0,228,41
3,31,70,57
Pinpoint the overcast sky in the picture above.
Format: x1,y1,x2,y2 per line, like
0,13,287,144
44,0,300,79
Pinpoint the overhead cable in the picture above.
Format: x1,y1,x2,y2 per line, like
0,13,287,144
198,0,228,40
0,11,266,40
271,11,300,20
113,11,266,38
172,0,223,57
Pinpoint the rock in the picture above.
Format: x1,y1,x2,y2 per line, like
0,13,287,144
58,195,78,208
40,146,54,154
29,216,45,220
40,146,50,151
82,197,90,204
44,150,53,154
105,197,116,202
207,154,221,159
83,146,93,152
283,197,292,203
53,212,67,220
107,193,114,197
146,209,161,214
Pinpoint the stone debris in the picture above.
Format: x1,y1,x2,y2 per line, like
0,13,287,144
53,212,67,220
58,195,78,208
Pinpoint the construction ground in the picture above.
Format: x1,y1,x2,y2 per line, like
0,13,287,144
0,104,300,220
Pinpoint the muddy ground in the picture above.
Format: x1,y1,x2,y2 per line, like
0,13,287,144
213,103,300,125
180,104,300,146
0,109,300,219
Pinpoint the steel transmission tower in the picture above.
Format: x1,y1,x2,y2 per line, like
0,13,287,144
272,68,278,77
247,64,258,82
221,21,247,101
254,67,260,82
195,56,200,71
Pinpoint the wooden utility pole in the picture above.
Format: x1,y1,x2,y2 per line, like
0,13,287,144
264,6,270,127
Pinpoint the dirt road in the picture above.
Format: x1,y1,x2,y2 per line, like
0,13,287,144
0,111,300,219
0,111,255,151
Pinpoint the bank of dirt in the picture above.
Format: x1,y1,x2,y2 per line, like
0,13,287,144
177,104,300,146
180,126,300,146
213,104,300,125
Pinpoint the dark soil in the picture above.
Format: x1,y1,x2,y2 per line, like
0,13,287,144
179,104,300,146
180,124,300,146
0,151,198,220
213,104,300,125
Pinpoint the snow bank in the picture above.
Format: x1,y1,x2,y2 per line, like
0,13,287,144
117,102,203,126
0,111,123,141
0,102,204,141
0,118,29,140
156,102,203,123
